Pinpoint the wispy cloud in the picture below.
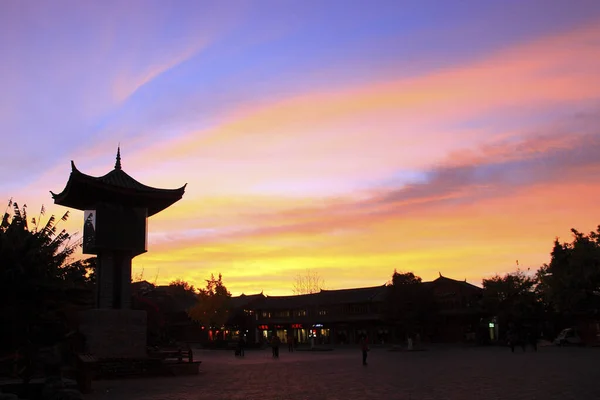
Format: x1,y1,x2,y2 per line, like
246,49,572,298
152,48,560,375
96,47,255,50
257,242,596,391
134,19,600,163
111,40,209,104
7,8,600,295
145,114,600,247
130,109,600,294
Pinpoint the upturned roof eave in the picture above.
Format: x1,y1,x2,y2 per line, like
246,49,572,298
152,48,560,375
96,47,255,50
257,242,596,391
72,160,186,194
51,161,186,215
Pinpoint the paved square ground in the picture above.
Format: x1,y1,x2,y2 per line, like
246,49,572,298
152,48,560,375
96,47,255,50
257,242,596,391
86,345,600,400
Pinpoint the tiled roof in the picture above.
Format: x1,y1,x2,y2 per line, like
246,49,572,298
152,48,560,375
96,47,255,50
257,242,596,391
250,275,482,311
254,285,387,310
51,160,186,216
256,293,319,310
132,280,155,294
318,285,387,305
142,286,197,312
94,168,176,193
70,161,187,195
230,293,266,309
429,276,483,291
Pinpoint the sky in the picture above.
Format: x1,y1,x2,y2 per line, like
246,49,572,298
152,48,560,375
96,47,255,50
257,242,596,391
2,0,600,296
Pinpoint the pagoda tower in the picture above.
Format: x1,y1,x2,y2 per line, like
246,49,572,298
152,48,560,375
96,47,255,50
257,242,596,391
51,148,186,358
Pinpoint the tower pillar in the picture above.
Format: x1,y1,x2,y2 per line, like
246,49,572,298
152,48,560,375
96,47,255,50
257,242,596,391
96,251,133,309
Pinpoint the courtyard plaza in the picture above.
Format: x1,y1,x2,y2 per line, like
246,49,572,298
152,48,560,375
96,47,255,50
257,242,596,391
86,345,600,400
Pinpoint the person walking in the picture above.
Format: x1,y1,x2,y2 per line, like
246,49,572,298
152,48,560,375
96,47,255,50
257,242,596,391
271,334,280,358
507,325,524,352
526,326,538,352
237,335,245,357
287,334,294,352
359,335,369,366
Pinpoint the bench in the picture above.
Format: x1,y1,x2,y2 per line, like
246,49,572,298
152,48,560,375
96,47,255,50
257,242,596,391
148,345,194,363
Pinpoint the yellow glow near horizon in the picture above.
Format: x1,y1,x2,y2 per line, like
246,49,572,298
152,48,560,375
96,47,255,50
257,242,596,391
7,18,600,297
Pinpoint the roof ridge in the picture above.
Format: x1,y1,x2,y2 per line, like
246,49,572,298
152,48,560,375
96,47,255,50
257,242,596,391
320,284,386,292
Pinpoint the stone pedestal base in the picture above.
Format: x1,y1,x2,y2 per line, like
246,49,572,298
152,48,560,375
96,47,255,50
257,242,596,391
79,309,147,359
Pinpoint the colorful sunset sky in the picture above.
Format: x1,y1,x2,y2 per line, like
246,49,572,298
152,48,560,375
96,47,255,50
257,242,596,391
2,1,600,295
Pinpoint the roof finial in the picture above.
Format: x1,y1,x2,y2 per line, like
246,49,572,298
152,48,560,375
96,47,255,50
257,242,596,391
115,145,122,170
439,271,443,277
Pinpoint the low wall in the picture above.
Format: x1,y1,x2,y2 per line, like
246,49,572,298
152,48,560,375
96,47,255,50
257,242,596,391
79,309,147,359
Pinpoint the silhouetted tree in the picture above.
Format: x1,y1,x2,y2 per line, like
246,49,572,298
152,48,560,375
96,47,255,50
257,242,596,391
169,278,196,294
292,269,325,295
385,270,436,341
537,228,600,317
132,267,159,285
388,270,422,286
0,200,93,375
482,269,541,326
62,256,96,287
188,274,231,338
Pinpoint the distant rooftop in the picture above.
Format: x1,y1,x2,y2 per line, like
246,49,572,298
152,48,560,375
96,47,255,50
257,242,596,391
232,275,481,310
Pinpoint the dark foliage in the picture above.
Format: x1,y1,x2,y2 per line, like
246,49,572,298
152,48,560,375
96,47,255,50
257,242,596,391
482,269,541,326
481,226,600,341
537,228,600,316
384,270,436,339
0,201,94,359
188,274,231,339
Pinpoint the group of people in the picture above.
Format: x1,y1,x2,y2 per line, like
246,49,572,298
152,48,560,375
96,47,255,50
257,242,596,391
238,333,371,365
507,325,539,353
268,334,296,358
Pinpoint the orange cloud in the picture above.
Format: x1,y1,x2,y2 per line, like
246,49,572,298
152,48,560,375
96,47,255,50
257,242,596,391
132,19,600,168
128,116,600,295
20,19,600,296
134,178,600,296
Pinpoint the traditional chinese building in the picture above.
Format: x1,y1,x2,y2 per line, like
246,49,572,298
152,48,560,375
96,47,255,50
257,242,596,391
251,286,387,345
425,274,484,342
231,275,483,345
227,293,267,344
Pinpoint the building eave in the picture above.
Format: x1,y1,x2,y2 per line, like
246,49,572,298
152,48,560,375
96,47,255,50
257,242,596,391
51,160,186,216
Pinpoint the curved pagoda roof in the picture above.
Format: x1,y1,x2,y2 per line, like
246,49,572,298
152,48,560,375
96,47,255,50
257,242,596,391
51,148,186,217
